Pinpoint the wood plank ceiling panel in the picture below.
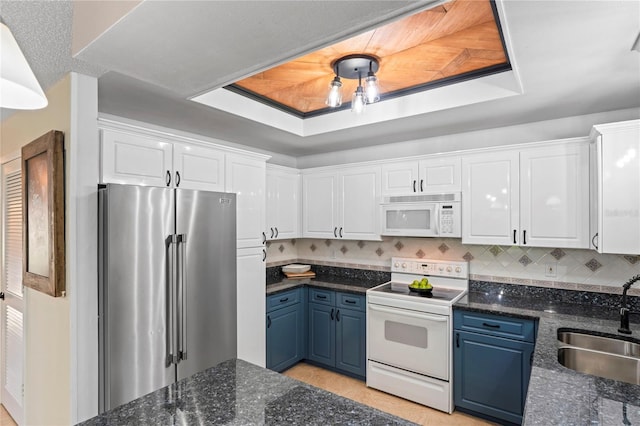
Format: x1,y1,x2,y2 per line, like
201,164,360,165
232,0,509,116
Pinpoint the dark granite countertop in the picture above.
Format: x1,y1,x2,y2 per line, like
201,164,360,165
454,290,640,425
81,359,414,425
267,275,381,296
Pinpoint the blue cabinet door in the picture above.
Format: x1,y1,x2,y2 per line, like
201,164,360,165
335,307,366,377
266,303,304,372
307,302,335,367
454,330,534,425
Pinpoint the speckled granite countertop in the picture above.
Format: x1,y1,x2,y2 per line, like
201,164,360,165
80,359,414,425
454,289,640,425
267,275,380,296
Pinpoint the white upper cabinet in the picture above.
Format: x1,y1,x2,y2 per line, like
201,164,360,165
101,128,224,191
303,166,381,240
266,165,300,240
225,154,267,249
381,157,461,195
590,120,640,255
462,151,520,245
302,171,338,239
519,143,589,248
101,129,172,187
173,143,225,191
462,139,590,248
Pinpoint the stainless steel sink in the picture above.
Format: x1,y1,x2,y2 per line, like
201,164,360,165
557,330,640,385
558,347,640,385
558,330,640,357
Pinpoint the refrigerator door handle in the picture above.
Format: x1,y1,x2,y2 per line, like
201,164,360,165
167,235,179,366
177,233,188,361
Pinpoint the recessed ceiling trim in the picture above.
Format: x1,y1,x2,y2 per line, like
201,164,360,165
193,69,522,137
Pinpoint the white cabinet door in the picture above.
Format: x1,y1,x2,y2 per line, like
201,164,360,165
593,120,640,254
302,171,338,238
236,247,266,367
418,157,461,193
339,166,381,240
381,161,419,195
226,154,266,248
520,143,589,248
266,167,300,240
101,129,172,186
462,151,520,245
173,142,225,191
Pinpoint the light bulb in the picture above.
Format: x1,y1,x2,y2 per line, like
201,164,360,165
365,72,379,103
351,86,366,114
325,76,343,107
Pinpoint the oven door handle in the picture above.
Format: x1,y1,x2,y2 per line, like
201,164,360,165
368,304,448,322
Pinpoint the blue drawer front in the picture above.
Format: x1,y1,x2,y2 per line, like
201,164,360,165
267,288,300,312
454,310,535,343
309,288,335,306
336,292,365,312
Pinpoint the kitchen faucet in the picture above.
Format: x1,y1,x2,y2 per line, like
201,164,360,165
618,274,640,334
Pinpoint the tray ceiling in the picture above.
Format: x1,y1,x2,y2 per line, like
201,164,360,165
230,0,510,117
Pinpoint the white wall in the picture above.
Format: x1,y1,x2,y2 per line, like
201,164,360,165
1,75,72,426
296,108,640,168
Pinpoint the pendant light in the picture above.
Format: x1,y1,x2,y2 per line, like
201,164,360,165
0,22,48,110
326,54,380,113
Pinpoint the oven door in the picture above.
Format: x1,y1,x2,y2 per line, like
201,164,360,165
381,203,438,237
368,303,449,380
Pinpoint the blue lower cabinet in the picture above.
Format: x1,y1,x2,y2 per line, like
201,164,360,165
453,310,536,425
335,308,366,377
266,289,305,372
307,303,336,366
307,290,366,378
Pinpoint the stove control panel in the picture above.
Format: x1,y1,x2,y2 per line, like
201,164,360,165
391,257,468,278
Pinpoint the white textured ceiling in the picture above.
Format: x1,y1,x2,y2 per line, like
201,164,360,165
2,1,640,157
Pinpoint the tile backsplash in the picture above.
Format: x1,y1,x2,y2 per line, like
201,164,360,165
266,237,640,295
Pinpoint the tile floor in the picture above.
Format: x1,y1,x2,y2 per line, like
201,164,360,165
283,362,495,426
0,406,16,426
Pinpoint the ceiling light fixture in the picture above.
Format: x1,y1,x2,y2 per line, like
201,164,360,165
0,22,48,110
326,54,380,113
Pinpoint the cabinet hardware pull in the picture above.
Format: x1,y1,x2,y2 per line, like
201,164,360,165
336,310,340,321
420,179,424,192
456,333,460,348
175,171,181,187
592,233,599,250
166,170,171,187
267,315,271,328
334,227,338,238
530,352,534,366
279,297,289,303
339,227,343,238
275,227,278,238
262,249,266,262
513,229,517,244
523,230,527,245
482,322,500,329
316,294,327,300
345,299,356,304
330,308,334,320
413,180,416,192
262,232,266,244
270,227,274,238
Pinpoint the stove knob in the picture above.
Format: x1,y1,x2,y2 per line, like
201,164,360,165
455,266,462,273
446,266,452,272
394,262,400,268
438,266,444,271
402,263,407,269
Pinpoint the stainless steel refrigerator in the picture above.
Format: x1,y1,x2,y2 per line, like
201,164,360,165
98,183,237,412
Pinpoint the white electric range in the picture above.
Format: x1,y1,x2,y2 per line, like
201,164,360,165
366,257,469,413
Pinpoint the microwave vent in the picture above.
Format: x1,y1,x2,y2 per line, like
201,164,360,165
388,193,459,203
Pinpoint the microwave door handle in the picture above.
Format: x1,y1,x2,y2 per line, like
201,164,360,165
434,206,439,235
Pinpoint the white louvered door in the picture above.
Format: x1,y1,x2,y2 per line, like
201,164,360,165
1,158,24,425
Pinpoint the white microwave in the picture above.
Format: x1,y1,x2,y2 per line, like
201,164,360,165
380,193,461,237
